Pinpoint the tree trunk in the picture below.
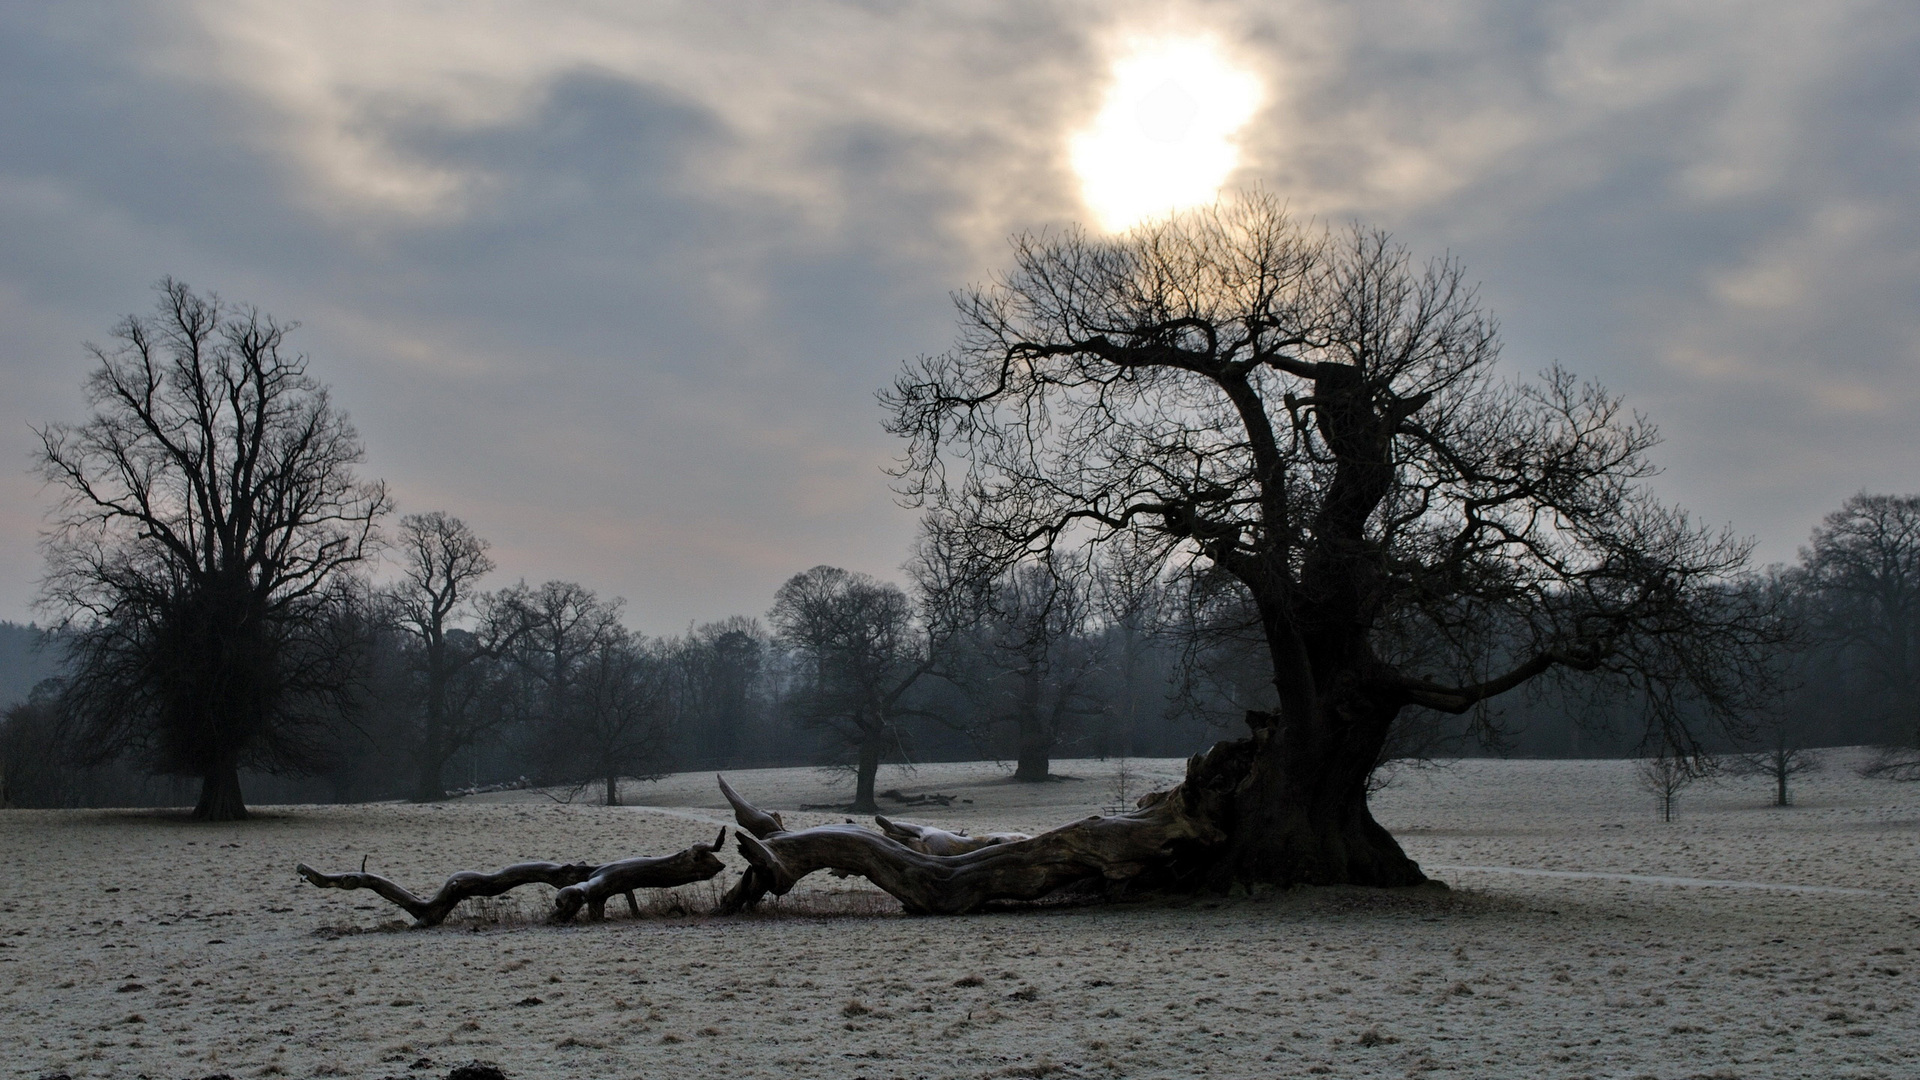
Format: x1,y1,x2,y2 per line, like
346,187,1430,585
1216,709,1426,888
1012,667,1050,782
194,759,248,821
605,773,620,807
718,769,1231,915
853,737,881,813
414,646,449,802
413,743,450,804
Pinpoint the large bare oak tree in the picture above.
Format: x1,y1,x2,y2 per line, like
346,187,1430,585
38,280,389,820
885,194,1779,888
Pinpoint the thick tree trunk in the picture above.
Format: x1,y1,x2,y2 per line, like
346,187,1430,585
1218,710,1426,888
605,773,619,807
1012,667,1050,782
853,738,881,813
716,757,1236,915
194,759,248,822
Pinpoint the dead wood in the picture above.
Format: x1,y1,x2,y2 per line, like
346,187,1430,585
715,749,1237,915
297,831,728,927
878,788,956,807
874,815,1028,855
550,829,728,922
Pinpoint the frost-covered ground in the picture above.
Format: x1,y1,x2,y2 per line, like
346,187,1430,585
3,753,1916,1079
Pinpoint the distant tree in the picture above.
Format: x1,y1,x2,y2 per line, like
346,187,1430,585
1724,721,1821,808
886,194,1780,886
1,686,66,807
951,563,1105,781
36,280,389,820
1091,533,1168,759
770,566,935,812
673,617,768,768
497,580,626,784
565,628,673,805
1635,753,1706,822
383,512,519,801
1796,493,1920,771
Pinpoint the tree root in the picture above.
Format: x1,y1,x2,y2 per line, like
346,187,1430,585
296,830,727,928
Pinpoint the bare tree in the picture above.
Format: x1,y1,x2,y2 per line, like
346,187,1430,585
770,566,934,812
950,562,1106,781
566,628,672,806
1092,531,1168,759
497,580,626,784
1724,723,1821,807
384,512,521,801
885,194,1781,886
37,280,389,820
1797,492,1920,769
1635,753,1705,822
672,617,768,768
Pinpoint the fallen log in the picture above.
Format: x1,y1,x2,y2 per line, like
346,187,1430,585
715,746,1239,915
550,829,729,922
296,830,728,928
874,815,1029,856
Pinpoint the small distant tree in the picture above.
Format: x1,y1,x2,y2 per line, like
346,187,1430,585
566,629,672,806
1636,753,1706,822
965,563,1106,781
498,580,626,785
1725,742,1820,808
1796,492,1920,774
770,566,935,812
673,617,768,768
36,280,389,820
384,512,517,801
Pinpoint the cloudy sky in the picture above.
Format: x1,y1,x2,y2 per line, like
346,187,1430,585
2,1,1916,633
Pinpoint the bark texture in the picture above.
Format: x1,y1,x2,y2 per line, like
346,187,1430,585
716,746,1243,914
875,816,1029,856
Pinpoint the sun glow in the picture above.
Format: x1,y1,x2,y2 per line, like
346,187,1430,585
1069,35,1263,233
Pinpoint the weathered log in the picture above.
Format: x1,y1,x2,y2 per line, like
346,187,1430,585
296,859,600,927
874,815,1029,855
297,831,728,928
550,829,728,922
715,749,1237,915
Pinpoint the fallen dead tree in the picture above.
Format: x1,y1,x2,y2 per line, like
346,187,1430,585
716,739,1249,914
874,815,1028,856
296,829,727,927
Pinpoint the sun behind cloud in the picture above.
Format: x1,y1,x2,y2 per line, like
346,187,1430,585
1069,35,1264,233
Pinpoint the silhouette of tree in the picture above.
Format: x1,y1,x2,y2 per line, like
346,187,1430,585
886,194,1781,886
770,566,933,812
37,280,388,820
384,512,523,801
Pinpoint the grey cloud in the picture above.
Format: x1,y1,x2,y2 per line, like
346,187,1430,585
2,0,1917,628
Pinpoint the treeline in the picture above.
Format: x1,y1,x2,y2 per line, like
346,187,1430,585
6,490,1918,810
0,532,1226,809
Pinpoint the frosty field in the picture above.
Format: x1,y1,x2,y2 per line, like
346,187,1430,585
2,754,1916,1080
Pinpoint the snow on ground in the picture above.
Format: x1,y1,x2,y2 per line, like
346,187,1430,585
2,753,1916,1079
